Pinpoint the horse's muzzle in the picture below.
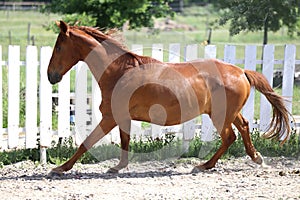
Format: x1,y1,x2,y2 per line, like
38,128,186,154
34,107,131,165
48,72,62,84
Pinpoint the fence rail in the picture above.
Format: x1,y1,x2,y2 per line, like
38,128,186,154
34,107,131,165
0,44,299,162
0,2,46,11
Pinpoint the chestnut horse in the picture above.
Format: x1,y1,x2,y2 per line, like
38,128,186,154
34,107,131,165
48,21,291,174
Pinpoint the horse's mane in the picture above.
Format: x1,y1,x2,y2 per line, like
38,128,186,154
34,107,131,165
73,26,129,54
72,25,162,65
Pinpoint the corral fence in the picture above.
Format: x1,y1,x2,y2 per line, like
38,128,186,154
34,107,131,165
0,1,46,11
0,44,299,163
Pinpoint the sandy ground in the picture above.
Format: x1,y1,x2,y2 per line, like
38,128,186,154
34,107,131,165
0,157,299,200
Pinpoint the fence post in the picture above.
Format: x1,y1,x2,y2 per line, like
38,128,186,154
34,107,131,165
185,44,198,61
25,45,38,148
243,45,257,131
152,43,164,62
260,45,274,132
201,45,217,141
74,62,88,145
164,43,183,135
39,46,53,164
58,70,70,138
282,44,296,138
224,45,236,64
130,45,144,140
7,45,20,149
223,45,237,132
169,43,180,63
282,45,296,113
183,44,198,149
151,44,164,139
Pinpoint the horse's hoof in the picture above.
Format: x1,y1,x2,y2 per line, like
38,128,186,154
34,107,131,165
191,165,207,173
252,152,270,168
253,152,264,165
191,167,202,173
106,168,119,174
47,169,63,178
47,166,66,177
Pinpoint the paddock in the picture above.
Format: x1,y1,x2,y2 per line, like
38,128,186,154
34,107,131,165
0,157,299,199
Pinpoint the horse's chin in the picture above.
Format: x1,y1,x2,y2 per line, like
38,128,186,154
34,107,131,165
48,72,62,85
49,79,61,85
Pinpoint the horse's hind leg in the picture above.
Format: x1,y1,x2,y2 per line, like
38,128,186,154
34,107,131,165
107,120,131,173
194,123,236,170
233,113,264,165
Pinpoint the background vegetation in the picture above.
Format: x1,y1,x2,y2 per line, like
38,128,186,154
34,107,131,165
212,0,300,45
43,0,174,30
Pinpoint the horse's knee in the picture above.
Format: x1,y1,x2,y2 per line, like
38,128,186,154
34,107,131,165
234,114,249,132
228,132,237,144
243,121,249,132
239,117,249,132
221,129,236,145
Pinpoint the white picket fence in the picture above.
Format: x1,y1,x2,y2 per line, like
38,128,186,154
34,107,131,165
0,44,299,155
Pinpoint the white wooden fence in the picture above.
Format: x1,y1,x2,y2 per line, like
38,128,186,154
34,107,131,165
0,44,299,155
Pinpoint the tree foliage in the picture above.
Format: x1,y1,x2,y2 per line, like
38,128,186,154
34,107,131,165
44,0,174,29
213,0,300,44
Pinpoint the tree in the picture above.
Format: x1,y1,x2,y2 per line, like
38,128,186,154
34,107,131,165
213,0,300,44
44,0,174,30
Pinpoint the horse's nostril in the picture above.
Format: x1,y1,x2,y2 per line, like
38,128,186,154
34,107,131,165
48,72,62,84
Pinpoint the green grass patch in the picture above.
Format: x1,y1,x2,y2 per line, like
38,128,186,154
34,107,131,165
0,10,60,60
0,130,299,167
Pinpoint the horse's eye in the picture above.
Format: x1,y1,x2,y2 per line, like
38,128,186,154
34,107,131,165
56,46,61,52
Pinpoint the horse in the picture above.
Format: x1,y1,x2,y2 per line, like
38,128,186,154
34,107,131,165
47,21,292,174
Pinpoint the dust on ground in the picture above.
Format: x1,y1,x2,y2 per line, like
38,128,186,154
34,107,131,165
0,157,299,200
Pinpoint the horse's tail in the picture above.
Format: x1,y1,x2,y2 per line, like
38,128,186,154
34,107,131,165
244,70,292,144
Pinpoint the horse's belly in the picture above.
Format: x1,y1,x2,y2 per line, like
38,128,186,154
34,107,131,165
129,84,205,125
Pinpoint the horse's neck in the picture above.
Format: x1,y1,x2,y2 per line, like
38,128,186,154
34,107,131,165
83,51,107,83
83,40,162,91
84,48,132,88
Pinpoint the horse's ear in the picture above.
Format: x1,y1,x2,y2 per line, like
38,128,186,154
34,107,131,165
56,20,69,35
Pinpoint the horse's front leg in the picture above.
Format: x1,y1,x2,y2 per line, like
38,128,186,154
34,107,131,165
107,120,131,173
50,118,116,175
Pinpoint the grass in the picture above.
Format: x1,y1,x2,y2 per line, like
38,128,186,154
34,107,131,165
0,131,299,167
0,10,59,60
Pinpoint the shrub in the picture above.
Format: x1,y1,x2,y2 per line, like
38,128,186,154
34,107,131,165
0,130,299,167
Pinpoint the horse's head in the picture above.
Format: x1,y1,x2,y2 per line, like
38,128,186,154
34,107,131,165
47,21,81,84
48,20,133,84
